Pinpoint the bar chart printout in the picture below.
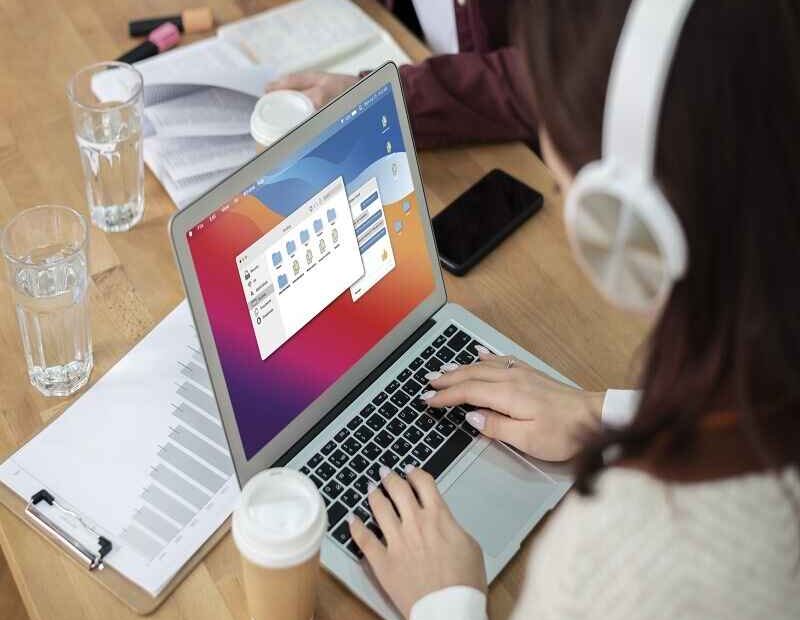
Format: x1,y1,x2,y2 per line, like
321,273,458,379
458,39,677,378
0,301,239,595
123,347,234,562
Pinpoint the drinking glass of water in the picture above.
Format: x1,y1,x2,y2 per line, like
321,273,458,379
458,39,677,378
1,206,93,397
67,62,144,233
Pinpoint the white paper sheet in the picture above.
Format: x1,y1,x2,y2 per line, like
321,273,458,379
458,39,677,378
0,302,239,596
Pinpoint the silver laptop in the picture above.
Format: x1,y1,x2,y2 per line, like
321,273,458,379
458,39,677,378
170,63,573,619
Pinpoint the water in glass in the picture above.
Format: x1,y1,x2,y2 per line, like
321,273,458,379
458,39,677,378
69,62,145,233
2,206,93,397
76,105,144,232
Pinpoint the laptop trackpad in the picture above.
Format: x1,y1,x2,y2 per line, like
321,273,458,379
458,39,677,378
444,443,555,557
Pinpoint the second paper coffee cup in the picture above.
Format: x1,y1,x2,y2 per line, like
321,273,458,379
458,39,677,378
233,468,327,620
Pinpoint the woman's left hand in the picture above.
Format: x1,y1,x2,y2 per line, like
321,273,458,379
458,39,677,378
349,465,487,619
264,71,358,109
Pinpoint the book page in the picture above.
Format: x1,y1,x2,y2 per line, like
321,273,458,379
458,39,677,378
144,88,256,138
91,38,273,106
137,38,274,105
218,0,380,74
326,31,412,75
156,135,258,182
136,37,254,79
145,138,237,208
161,166,237,208
142,64,276,106
144,139,219,208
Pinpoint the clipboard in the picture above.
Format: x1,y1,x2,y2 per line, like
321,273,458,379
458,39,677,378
0,300,241,615
0,449,233,615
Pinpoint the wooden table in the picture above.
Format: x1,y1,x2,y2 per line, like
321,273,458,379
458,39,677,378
0,1,647,619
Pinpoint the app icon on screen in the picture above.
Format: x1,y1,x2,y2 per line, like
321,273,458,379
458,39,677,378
313,219,323,233
286,240,296,255
326,208,337,223
271,251,282,267
300,229,310,244
277,273,288,289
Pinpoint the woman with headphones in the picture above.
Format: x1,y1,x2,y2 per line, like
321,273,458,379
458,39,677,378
346,0,800,618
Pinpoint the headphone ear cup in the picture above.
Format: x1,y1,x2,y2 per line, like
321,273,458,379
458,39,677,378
566,162,687,312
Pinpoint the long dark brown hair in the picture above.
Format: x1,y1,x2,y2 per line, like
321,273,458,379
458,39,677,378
511,0,800,491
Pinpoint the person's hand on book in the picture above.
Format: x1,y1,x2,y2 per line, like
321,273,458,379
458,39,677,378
265,72,358,109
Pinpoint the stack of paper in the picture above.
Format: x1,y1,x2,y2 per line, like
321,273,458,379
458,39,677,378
118,0,411,208
128,41,267,207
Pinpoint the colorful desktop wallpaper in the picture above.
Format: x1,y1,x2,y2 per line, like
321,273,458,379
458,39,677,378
187,85,435,459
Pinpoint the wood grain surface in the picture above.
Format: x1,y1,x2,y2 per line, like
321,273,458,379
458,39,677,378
0,1,647,619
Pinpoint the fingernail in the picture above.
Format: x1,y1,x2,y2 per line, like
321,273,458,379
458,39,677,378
346,513,355,524
367,481,378,494
425,371,442,381
441,362,459,372
465,411,485,430
403,464,416,474
420,390,436,401
379,465,391,480
475,345,490,355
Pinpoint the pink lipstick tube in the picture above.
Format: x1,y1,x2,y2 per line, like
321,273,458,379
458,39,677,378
117,22,180,64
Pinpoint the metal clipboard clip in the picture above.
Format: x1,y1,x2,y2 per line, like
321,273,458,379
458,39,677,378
25,489,112,571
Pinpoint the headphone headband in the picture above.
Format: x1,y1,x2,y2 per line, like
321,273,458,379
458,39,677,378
604,0,695,175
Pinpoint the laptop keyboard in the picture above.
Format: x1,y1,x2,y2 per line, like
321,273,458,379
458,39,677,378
298,322,489,559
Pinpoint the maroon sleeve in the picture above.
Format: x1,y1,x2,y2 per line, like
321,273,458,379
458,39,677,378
396,47,538,149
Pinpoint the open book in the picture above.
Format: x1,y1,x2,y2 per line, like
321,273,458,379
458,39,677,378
126,0,411,208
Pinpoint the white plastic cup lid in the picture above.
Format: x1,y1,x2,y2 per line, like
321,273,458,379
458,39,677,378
250,90,315,147
232,468,326,568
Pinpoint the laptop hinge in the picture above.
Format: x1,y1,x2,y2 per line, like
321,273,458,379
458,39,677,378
275,317,438,466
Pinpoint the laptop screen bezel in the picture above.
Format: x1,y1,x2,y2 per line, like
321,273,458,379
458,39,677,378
169,63,447,486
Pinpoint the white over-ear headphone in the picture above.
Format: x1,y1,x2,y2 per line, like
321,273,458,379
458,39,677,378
565,0,693,312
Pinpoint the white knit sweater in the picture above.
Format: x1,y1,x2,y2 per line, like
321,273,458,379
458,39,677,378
412,466,800,619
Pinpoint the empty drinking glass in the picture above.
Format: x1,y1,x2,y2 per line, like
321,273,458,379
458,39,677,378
67,62,145,232
1,206,93,397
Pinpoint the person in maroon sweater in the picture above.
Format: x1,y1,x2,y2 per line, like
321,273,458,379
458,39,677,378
265,0,537,149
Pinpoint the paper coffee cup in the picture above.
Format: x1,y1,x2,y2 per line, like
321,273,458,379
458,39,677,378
233,468,327,620
250,90,315,151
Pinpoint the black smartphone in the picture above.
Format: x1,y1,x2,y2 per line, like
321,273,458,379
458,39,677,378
432,169,543,276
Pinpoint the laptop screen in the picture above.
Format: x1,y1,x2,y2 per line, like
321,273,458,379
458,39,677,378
186,82,436,459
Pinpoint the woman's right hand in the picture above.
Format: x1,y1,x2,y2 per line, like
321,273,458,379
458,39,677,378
422,350,605,462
